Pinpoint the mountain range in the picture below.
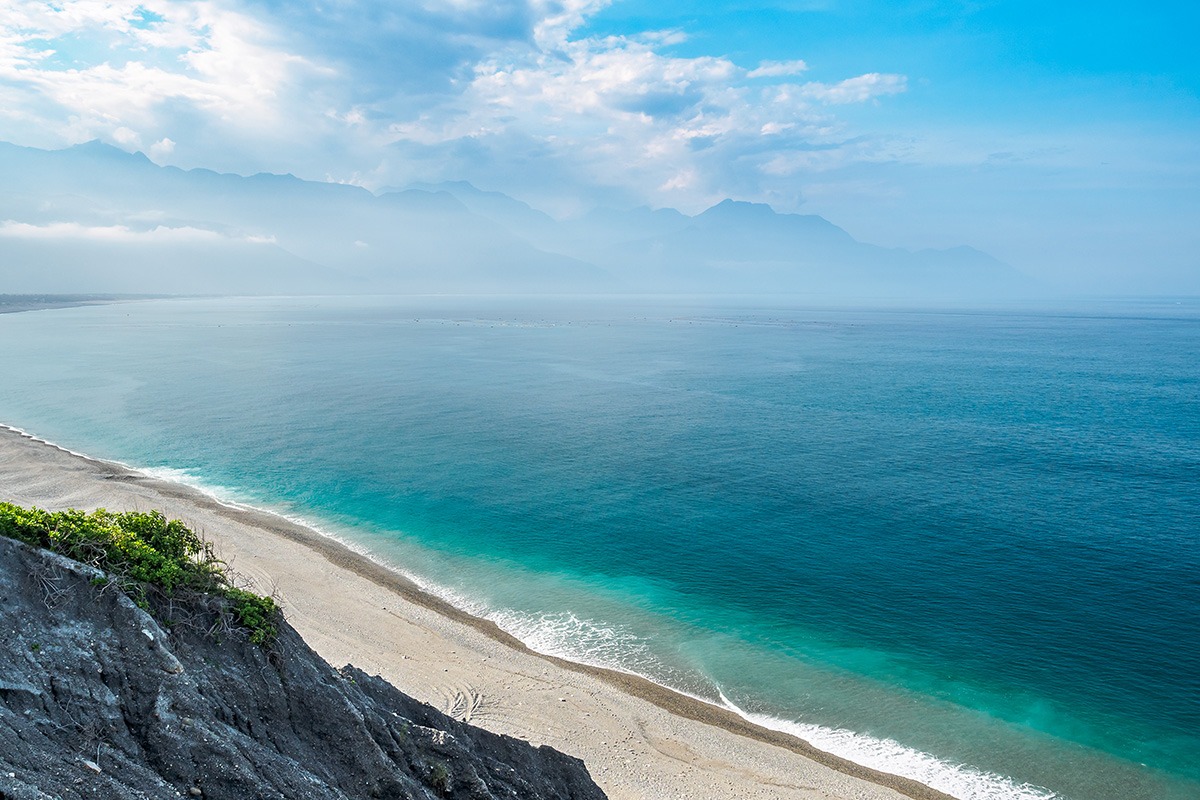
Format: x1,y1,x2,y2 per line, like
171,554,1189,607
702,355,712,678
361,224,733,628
0,141,1028,299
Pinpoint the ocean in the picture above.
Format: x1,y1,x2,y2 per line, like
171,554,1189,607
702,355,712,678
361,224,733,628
1,295,1196,799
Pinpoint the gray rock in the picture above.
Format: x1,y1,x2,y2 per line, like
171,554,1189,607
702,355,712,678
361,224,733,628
0,536,607,800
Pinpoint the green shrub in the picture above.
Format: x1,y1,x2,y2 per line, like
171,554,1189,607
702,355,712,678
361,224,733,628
427,761,451,795
225,587,279,645
0,502,278,645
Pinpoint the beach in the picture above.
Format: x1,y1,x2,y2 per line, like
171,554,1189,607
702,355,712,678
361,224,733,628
0,424,944,800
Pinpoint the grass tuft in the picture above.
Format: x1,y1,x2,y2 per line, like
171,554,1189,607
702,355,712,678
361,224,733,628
0,502,278,645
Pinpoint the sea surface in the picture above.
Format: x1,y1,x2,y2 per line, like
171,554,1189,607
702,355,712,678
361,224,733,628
1,295,1197,800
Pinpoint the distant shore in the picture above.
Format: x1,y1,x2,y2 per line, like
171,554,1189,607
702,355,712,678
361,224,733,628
0,294,155,314
0,424,951,800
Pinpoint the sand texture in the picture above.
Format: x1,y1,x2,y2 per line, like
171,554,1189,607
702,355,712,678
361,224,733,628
0,425,949,800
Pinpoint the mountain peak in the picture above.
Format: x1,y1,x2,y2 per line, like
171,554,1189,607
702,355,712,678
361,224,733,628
697,199,778,221
66,140,153,165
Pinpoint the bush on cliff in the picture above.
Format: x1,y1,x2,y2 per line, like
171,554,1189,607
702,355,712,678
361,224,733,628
0,502,278,644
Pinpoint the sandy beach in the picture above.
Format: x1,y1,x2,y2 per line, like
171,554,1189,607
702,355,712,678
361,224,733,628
0,424,949,800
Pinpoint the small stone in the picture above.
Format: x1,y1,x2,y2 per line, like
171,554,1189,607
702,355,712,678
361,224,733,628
189,787,203,796
82,759,101,774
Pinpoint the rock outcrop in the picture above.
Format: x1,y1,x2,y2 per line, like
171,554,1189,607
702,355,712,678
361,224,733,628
0,535,607,800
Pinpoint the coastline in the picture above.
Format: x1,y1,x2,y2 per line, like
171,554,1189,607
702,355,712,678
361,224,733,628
0,424,951,800
0,294,145,315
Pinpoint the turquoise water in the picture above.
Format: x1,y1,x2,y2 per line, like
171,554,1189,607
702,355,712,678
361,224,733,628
1,296,1197,799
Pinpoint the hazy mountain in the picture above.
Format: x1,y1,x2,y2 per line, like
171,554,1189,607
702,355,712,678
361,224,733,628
0,141,1028,298
406,184,795,264
596,199,1026,297
406,184,1028,298
401,180,559,244
0,142,604,295
399,182,692,262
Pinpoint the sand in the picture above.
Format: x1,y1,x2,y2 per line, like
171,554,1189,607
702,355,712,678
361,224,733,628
0,425,950,800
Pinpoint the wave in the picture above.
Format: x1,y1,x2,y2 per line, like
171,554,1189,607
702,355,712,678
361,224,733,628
441,590,1064,800
137,466,255,508
717,692,1059,800
486,608,670,678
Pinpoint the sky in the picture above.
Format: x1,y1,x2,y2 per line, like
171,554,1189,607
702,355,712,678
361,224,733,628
0,0,1197,293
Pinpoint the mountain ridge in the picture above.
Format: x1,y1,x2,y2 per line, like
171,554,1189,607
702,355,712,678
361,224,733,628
0,140,1029,298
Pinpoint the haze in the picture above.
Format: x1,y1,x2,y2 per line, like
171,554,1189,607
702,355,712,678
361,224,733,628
1,1,1196,297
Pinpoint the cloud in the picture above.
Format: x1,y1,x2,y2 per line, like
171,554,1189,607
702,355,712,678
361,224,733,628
0,220,274,244
0,0,910,213
801,73,907,104
149,137,176,158
381,26,908,212
0,1,325,158
747,60,809,78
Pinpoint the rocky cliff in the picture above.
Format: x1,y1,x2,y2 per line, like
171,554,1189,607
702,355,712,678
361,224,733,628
0,535,607,800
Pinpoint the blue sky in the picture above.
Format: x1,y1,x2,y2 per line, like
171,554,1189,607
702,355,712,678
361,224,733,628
1,1,1196,292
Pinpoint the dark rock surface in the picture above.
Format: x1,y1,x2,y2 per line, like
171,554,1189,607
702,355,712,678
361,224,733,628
0,535,607,800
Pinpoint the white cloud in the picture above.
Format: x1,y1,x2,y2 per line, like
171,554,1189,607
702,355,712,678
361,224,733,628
801,73,907,104
381,25,899,212
0,0,329,167
0,220,273,244
531,0,613,48
660,168,697,191
149,137,176,159
747,59,809,78
112,126,141,147
0,0,910,213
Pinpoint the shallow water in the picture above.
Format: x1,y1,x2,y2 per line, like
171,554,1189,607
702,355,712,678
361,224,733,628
1,295,1197,799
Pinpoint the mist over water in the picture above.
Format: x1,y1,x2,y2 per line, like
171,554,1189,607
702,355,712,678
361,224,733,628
1,295,1197,800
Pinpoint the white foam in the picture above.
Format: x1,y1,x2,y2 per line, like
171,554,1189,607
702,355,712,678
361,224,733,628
716,691,1060,800
381,580,671,680
486,608,658,674
2,423,253,512
387,568,491,617
138,466,251,508
476,602,1060,800
2,423,102,461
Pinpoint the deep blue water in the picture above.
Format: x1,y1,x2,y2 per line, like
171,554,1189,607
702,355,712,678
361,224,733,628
1,296,1197,799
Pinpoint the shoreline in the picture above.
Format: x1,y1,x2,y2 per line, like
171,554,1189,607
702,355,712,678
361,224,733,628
0,424,951,800
0,293,152,315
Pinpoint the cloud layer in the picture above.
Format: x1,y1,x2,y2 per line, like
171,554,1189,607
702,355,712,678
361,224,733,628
0,219,275,244
0,0,906,212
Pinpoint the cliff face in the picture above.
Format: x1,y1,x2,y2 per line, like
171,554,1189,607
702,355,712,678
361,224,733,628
0,536,607,800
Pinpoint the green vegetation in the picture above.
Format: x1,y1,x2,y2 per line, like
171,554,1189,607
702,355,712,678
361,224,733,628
427,761,451,795
0,502,278,645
